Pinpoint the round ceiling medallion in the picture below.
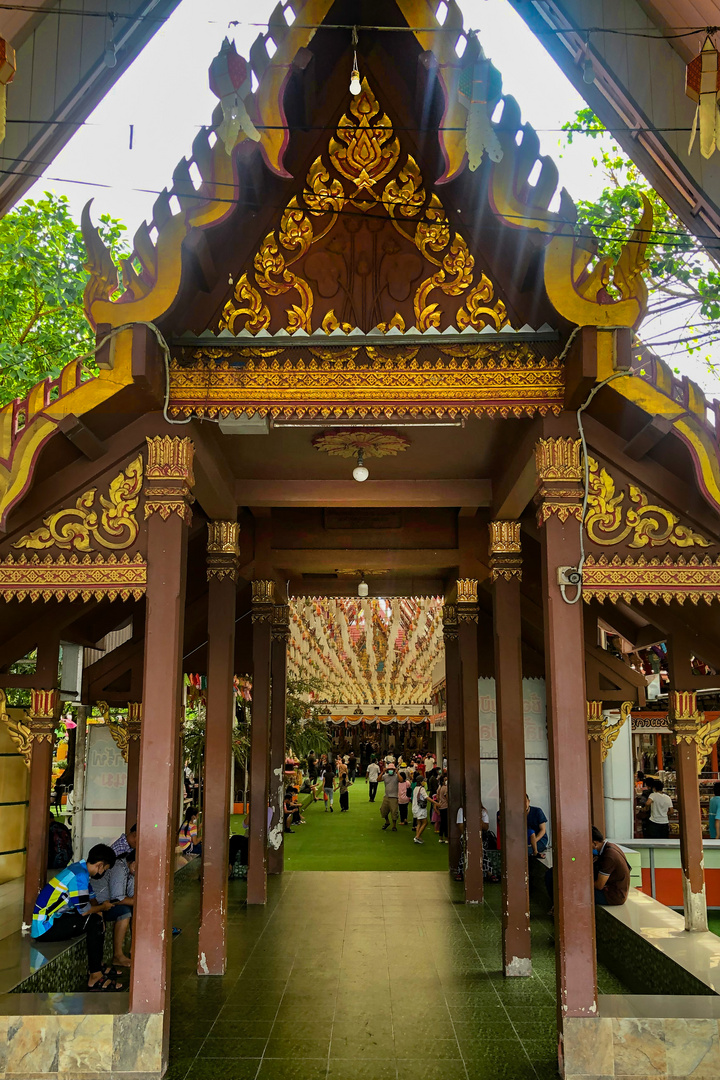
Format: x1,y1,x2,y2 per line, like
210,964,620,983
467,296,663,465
311,428,410,458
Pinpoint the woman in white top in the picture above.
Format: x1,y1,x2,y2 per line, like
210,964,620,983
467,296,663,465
412,776,429,845
644,779,673,839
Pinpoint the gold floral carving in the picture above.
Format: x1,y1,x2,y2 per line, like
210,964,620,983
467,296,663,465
534,437,584,526
0,688,33,767
220,79,508,336
0,552,147,602
697,717,720,772
144,436,195,524
587,700,605,741
272,603,291,643
169,347,563,421
456,579,479,614
585,458,711,549
535,438,582,481
14,456,142,553
311,429,410,459
442,603,458,641
601,702,633,762
489,521,522,582
669,690,704,743
107,719,129,762
251,579,275,620
581,553,720,605
207,520,240,582
489,521,521,555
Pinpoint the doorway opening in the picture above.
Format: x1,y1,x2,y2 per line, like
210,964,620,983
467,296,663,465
283,595,449,871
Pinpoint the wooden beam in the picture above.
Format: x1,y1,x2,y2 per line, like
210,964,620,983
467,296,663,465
491,420,540,519
57,415,107,461
190,422,237,520
272,549,460,573
235,479,492,508
623,416,673,461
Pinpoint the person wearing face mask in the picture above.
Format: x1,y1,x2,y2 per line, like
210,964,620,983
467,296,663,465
31,843,122,991
378,762,400,831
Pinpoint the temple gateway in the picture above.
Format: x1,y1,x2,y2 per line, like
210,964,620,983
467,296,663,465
1,3,720,1079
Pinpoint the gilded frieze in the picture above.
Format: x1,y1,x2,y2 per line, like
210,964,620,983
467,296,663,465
586,459,711,549
581,554,720,605
14,456,143,554
220,80,509,337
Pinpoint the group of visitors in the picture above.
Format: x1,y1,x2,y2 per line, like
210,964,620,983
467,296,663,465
31,822,138,992
364,754,450,845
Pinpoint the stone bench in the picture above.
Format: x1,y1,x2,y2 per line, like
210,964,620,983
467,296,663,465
596,888,720,997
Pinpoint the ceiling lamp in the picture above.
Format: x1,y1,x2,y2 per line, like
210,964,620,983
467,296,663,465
349,26,361,95
358,574,369,598
352,449,369,482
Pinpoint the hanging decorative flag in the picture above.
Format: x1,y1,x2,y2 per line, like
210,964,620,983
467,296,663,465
686,34,720,159
0,37,16,146
457,53,502,171
209,37,260,154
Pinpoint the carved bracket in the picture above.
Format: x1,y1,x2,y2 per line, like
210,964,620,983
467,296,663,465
489,520,522,581
144,436,195,524
207,520,240,582
534,437,583,527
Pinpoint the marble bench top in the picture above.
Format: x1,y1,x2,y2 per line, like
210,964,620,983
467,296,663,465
602,888,720,994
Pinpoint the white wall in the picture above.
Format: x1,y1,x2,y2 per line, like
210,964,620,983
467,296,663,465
603,712,635,841
478,677,550,843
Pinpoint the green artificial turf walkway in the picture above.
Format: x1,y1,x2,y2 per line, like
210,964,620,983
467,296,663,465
283,781,450,871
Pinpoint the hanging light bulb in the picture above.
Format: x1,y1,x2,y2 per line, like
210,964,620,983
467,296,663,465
582,53,594,84
358,574,369,598
104,13,118,69
352,449,369,482
349,26,361,95
582,33,594,85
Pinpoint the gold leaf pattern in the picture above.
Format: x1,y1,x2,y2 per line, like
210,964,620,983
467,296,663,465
14,456,143,553
586,458,712,549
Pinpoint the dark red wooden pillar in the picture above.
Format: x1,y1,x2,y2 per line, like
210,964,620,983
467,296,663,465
268,604,289,876
23,686,61,923
198,521,239,975
247,580,274,905
130,436,193,1026
443,603,464,874
668,689,707,931
536,435,597,1035
457,579,483,903
490,522,531,976
125,702,142,833
586,701,606,834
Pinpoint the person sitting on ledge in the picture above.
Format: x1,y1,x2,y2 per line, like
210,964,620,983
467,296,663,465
100,849,136,968
591,826,631,906
178,806,202,856
31,843,123,991
111,822,137,857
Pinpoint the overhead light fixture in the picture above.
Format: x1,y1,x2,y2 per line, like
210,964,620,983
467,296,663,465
349,26,361,95
582,34,594,84
358,574,369,598
352,449,369,482
582,53,594,84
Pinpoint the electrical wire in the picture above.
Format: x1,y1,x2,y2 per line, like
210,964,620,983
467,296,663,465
0,4,717,38
3,163,719,248
559,363,636,605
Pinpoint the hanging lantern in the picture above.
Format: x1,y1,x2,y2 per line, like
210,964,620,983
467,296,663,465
0,37,16,146
209,37,260,154
686,34,720,159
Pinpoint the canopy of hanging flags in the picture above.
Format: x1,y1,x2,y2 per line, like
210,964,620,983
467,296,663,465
287,597,444,705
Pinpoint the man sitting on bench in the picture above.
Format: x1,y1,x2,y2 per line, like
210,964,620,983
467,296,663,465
31,843,123,991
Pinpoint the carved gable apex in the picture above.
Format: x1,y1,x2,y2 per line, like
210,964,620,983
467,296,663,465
220,80,511,337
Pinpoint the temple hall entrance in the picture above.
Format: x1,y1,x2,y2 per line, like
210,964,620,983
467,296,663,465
281,595,450,872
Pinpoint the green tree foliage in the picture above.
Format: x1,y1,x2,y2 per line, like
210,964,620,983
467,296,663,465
562,109,720,356
0,193,127,405
285,675,330,763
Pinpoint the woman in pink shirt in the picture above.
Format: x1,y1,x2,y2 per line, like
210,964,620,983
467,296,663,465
397,772,411,825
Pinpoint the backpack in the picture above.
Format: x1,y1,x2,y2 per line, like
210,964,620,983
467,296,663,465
48,819,73,869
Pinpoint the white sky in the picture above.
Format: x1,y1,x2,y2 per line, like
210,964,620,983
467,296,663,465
24,0,720,396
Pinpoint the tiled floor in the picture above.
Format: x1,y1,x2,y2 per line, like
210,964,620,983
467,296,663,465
167,871,627,1080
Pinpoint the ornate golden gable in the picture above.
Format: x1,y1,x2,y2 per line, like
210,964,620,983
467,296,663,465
220,79,509,337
